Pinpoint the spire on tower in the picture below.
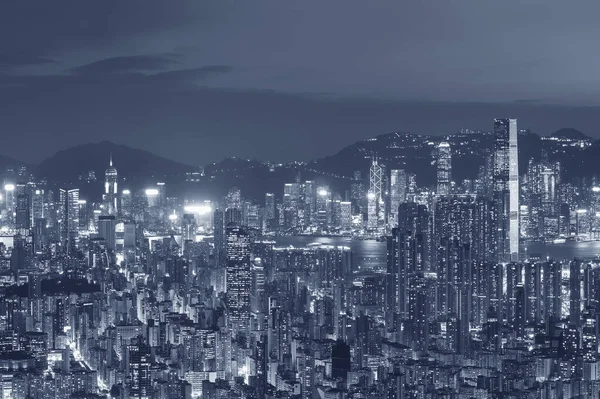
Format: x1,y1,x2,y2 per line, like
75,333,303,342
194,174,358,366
109,153,113,167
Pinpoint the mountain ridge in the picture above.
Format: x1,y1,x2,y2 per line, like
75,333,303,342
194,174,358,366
35,140,193,185
549,128,589,141
2,128,600,201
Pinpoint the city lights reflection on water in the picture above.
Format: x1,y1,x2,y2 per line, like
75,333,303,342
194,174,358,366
274,236,387,272
275,236,600,273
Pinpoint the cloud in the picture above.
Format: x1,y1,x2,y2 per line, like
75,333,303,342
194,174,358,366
513,99,546,105
0,52,55,71
3,1,600,103
65,54,233,85
149,65,234,82
0,1,207,57
0,57,233,92
71,55,176,75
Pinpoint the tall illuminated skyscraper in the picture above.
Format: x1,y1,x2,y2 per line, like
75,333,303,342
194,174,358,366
156,182,166,208
120,189,132,219
182,213,196,242
226,225,251,332
127,341,152,399
436,142,452,196
15,193,30,231
367,190,377,231
104,155,118,215
389,169,407,228
493,118,519,262
4,183,16,228
303,181,315,226
78,199,89,232
369,158,383,201
369,157,385,232
214,208,226,267
67,189,80,245
316,187,330,229
226,187,242,210
58,188,67,242
31,189,44,226
265,193,275,221
340,201,352,229
283,183,300,229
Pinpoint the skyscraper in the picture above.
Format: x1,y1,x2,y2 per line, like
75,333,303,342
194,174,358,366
3,183,16,228
389,169,407,228
104,155,118,216
316,187,330,229
31,189,44,226
283,183,300,229
340,201,352,229
78,199,89,232
124,221,136,248
331,340,351,380
67,188,80,247
182,213,196,242
387,202,431,329
351,171,366,215
156,182,166,209
225,208,242,227
10,234,30,276
226,187,242,210
213,209,225,267
370,158,383,202
436,142,452,196
58,188,67,243
98,215,116,251
369,157,385,232
367,190,377,231
121,189,132,219
226,225,251,332
493,118,519,262
33,218,47,253
15,193,30,231
303,181,315,227
127,341,152,399
264,193,275,221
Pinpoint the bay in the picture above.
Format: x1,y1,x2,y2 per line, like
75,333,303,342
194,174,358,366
273,236,387,273
272,236,600,272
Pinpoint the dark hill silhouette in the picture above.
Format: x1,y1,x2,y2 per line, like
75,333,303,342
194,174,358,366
36,141,193,185
11,128,600,202
0,154,28,173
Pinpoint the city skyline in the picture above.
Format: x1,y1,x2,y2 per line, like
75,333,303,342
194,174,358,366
3,2,600,398
0,123,593,168
1,117,600,398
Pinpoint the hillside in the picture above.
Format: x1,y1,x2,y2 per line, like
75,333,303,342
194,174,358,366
36,141,193,186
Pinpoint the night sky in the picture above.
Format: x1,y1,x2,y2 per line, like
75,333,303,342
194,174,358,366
2,1,600,165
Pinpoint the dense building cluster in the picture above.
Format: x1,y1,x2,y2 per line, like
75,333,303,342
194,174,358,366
2,119,600,398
